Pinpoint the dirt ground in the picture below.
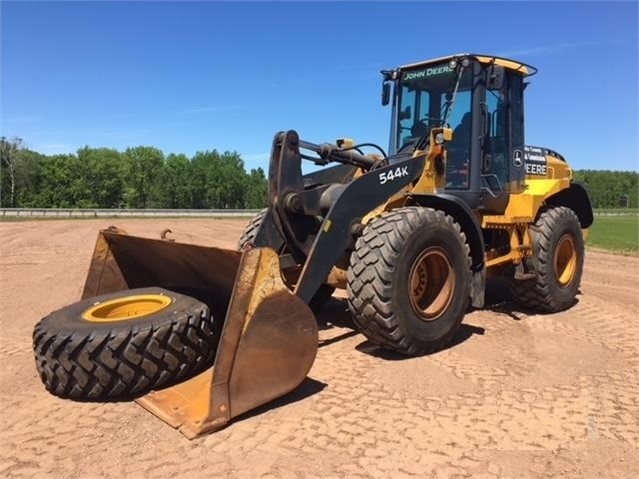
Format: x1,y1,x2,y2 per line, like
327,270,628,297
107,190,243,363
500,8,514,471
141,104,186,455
1,219,637,479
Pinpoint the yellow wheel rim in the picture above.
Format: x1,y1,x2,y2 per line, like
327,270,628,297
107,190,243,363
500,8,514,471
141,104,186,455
408,247,455,322
554,234,577,287
82,294,173,322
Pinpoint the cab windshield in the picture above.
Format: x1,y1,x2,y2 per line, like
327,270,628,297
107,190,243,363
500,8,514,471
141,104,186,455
397,61,474,188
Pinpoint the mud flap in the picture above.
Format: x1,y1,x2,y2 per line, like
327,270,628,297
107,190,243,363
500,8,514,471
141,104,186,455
82,229,319,439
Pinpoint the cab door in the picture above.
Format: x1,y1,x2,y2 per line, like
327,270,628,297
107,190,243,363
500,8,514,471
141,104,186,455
482,68,526,196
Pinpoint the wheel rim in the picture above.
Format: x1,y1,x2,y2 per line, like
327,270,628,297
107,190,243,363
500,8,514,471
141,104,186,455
408,247,455,321
554,234,577,287
82,294,173,322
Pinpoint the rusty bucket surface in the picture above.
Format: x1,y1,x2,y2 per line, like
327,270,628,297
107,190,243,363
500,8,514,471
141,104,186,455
82,228,319,439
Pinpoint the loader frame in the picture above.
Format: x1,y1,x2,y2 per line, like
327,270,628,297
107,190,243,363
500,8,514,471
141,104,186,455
32,52,593,441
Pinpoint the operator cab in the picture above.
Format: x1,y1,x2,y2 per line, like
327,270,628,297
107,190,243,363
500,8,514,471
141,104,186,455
381,53,537,213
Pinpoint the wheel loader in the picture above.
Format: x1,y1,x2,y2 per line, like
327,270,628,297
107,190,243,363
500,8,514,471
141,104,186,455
32,53,593,439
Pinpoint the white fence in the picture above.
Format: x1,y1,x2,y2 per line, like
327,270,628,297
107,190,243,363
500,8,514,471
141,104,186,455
1,208,262,218
3,208,635,219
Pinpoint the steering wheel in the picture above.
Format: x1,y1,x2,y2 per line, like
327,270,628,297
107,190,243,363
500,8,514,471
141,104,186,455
395,140,418,156
394,117,444,156
411,117,444,137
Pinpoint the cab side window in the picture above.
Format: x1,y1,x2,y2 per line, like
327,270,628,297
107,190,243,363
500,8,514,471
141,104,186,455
484,76,509,190
445,90,472,189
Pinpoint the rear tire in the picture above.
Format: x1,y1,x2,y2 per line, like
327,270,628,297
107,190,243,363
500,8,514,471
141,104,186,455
511,206,584,312
33,287,217,401
347,207,471,356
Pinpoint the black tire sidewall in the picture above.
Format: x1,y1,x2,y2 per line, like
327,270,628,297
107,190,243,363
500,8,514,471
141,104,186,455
33,287,214,400
392,217,471,344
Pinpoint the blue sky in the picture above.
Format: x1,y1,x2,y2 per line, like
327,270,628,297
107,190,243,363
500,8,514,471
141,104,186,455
1,1,638,172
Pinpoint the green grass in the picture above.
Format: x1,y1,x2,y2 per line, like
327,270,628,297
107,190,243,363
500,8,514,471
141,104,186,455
588,214,638,254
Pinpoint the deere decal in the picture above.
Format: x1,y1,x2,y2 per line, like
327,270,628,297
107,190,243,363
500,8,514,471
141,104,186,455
523,145,547,176
402,64,452,82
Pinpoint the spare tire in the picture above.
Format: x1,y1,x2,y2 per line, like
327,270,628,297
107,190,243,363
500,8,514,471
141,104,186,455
32,287,218,401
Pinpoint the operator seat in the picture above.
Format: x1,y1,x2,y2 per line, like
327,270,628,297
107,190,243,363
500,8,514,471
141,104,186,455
451,112,472,148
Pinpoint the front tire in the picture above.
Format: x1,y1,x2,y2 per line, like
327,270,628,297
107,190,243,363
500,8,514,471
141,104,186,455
511,206,584,312
33,287,217,401
347,207,471,356
237,208,268,251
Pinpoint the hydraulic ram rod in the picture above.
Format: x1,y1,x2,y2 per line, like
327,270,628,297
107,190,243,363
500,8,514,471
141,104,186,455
298,139,378,169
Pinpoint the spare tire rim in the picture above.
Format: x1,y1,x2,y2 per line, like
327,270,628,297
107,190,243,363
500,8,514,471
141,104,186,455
82,294,173,322
409,247,455,321
554,234,577,287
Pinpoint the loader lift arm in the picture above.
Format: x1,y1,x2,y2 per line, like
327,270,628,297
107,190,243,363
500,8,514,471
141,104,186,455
135,130,426,438
250,130,426,304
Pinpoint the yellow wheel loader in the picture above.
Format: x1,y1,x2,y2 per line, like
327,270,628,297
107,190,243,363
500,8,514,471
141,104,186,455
32,53,593,439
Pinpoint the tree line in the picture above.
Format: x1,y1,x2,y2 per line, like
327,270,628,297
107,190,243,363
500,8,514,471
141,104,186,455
0,136,268,209
573,169,638,209
1,136,637,210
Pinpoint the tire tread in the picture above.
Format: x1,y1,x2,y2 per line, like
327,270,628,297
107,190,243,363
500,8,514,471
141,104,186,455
511,206,583,312
347,207,471,356
33,298,215,400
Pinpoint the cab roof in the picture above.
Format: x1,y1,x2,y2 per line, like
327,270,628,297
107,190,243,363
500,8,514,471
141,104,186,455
398,53,538,77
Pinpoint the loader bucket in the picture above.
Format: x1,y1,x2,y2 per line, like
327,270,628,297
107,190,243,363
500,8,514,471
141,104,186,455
82,228,319,439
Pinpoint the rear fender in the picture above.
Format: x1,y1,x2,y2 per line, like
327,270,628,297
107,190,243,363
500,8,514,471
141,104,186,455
544,181,594,228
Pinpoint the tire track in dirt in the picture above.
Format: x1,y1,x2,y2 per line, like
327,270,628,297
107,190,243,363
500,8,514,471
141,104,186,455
1,220,637,479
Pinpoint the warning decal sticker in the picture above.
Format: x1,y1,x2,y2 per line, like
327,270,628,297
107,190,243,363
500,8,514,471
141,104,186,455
523,145,547,176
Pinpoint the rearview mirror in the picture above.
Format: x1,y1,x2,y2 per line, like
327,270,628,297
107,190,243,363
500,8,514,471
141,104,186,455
486,65,505,90
382,81,390,106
